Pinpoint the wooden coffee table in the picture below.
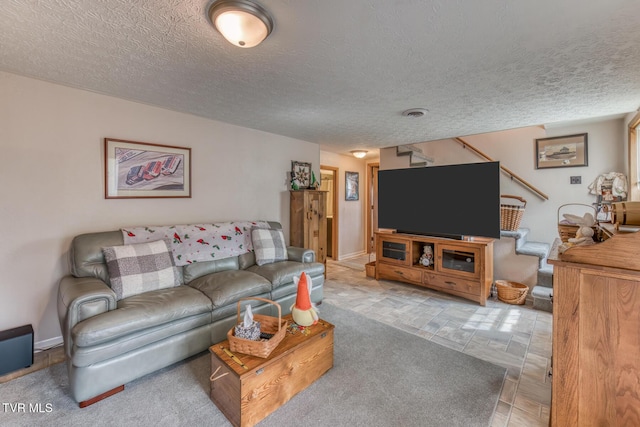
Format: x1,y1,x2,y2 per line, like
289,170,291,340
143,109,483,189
209,315,334,427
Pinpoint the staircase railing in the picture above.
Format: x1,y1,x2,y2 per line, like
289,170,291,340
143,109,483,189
454,137,549,201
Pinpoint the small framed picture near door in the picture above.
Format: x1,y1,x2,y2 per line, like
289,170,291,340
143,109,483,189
535,133,588,169
345,171,359,201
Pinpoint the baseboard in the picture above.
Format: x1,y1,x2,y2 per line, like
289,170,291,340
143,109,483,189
337,250,368,261
35,336,63,352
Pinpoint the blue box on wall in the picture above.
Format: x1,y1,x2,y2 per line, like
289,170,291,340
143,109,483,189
0,324,34,376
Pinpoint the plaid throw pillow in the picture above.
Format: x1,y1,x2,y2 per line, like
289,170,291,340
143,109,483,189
251,228,288,266
102,239,182,300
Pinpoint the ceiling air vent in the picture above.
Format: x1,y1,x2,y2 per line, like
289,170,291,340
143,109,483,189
401,108,428,118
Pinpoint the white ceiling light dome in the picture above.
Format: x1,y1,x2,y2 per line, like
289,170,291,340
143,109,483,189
208,0,273,48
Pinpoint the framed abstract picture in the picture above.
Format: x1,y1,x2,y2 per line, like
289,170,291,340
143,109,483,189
535,133,588,169
291,161,311,189
104,138,191,199
345,171,359,201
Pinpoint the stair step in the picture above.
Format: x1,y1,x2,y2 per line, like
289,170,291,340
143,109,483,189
500,228,529,240
396,144,424,155
410,152,433,167
516,242,550,266
537,269,553,288
501,229,549,265
531,285,553,312
396,145,434,167
539,258,554,274
500,228,529,250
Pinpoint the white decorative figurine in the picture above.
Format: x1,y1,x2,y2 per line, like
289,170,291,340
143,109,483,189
419,246,434,267
559,226,596,254
558,211,598,254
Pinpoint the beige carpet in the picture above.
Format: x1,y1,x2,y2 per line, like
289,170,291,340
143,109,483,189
0,303,505,427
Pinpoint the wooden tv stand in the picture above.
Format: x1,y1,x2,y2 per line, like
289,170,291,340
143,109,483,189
374,232,494,305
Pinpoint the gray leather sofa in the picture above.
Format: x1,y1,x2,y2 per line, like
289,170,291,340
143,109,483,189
57,221,324,405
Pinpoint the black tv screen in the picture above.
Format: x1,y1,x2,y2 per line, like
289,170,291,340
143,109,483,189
378,162,501,239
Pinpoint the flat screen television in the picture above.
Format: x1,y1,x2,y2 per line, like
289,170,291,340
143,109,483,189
378,161,501,239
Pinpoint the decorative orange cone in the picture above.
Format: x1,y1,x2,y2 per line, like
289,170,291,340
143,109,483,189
291,272,318,326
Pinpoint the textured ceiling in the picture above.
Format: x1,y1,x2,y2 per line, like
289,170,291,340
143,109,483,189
1,0,639,155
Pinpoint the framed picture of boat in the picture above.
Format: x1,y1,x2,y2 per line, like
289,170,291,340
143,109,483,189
104,138,191,199
535,133,588,169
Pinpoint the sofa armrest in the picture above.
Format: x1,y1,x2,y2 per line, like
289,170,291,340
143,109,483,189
287,246,316,263
57,276,117,356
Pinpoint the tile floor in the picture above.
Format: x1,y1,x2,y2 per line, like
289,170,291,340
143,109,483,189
325,255,552,427
1,255,552,426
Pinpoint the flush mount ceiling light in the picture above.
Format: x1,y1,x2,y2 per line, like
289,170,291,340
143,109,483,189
208,0,273,48
401,108,429,118
351,150,368,159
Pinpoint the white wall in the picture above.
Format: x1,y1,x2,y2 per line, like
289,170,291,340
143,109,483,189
0,72,320,346
319,151,374,259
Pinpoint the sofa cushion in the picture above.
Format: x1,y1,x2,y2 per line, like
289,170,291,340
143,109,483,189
251,228,288,266
70,231,124,284
247,261,325,288
71,286,212,347
238,251,256,270
187,270,271,308
71,313,212,367
183,256,239,284
102,239,182,300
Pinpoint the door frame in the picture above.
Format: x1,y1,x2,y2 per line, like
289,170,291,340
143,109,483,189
366,162,379,254
320,165,339,260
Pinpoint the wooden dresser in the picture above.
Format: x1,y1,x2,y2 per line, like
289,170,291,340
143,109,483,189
548,232,640,426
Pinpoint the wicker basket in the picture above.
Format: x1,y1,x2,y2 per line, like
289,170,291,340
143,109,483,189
495,280,529,305
228,297,287,358
500,195,527,231
365,261,376,278
557,204,599,243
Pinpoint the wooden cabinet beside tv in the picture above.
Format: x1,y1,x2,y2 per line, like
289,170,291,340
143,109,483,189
374,232,494,305
548,233,640,426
